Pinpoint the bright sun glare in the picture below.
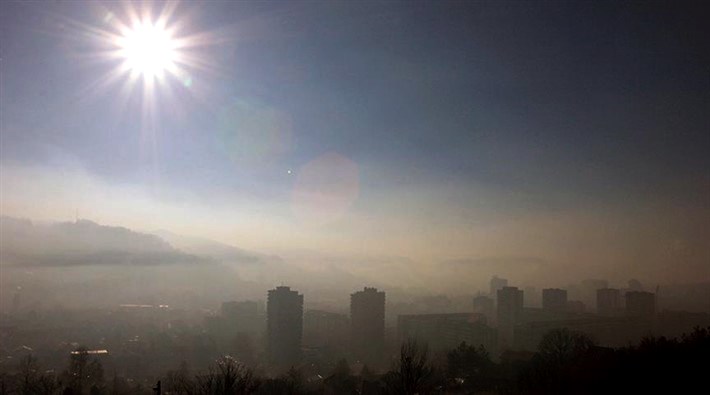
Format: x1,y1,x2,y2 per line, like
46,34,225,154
71,2,215,103
119,22,177,79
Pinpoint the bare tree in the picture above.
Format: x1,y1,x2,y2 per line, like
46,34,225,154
17,355,41,395
63,347,89,394
538,328,596,364
383,339,437,395
215,356,259,395
195,366,220,395
165,362,196,395
35,373,61,395
15,355,60,395
193,356,259,395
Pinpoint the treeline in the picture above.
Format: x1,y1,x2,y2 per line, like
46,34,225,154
2,326,708,394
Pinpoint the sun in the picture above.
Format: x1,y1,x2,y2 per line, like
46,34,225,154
53,1,222,175
65,1,222,100
118,21,177,80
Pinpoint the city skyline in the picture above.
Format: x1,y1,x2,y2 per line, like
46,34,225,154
1,1,708,392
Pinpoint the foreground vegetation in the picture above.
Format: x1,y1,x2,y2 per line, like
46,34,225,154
2,326,708,394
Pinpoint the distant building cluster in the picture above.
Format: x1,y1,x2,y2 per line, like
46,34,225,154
3,273,704,381
208,277,665,370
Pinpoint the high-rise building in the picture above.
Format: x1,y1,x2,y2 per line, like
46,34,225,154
490,276,508,298
497,286,523,350
351,287,385,366
473,294,494,324
625,291,655,316
524,286,540,308
542,288,568,311
267,286,303,367
597,288,621,316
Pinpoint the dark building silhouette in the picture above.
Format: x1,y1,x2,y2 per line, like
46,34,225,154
473,294,494,324
350,287,385,366
524,286,540,307
490,276,508,298
267,286,303,367
542,288,568,311
597,288,622,316
398,313,496,355
625,291,656,316
497,286,523,350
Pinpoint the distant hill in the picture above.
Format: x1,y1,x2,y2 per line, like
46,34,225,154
0,216,207,266
153,230,267,265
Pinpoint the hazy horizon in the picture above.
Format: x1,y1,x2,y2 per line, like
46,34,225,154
1,3,710,391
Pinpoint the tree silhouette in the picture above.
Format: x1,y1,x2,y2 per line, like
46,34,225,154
446,342,496,393
17,354,41,395
165,361,196,395
62,347,90,395
193,356,259,395
215,356,259,394
323,359,357,395
518,329,598,394
382,339,437,395
538,328,596,365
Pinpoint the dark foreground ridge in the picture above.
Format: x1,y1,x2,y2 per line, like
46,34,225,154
2,326,708,394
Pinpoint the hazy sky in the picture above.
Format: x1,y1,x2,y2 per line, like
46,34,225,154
1,1,708,285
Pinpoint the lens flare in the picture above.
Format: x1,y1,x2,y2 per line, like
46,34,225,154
292,153,360,226
218,99,293,166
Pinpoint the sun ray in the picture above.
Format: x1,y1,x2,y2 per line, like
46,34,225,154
17,0,230,143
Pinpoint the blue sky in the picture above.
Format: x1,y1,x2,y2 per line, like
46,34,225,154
1,1,708,285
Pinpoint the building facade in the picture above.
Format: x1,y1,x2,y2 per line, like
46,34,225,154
596,288,622,316
267,286,304,367
497,286,524,350
625,291,656,316
542,288,568,312
350,287,385,366
473,294,494,324
490,276,508,298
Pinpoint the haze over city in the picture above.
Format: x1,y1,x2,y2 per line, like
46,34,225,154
0,1,708,394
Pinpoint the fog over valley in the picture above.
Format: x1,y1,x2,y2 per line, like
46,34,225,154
2,216,708,314
1,1,709,393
